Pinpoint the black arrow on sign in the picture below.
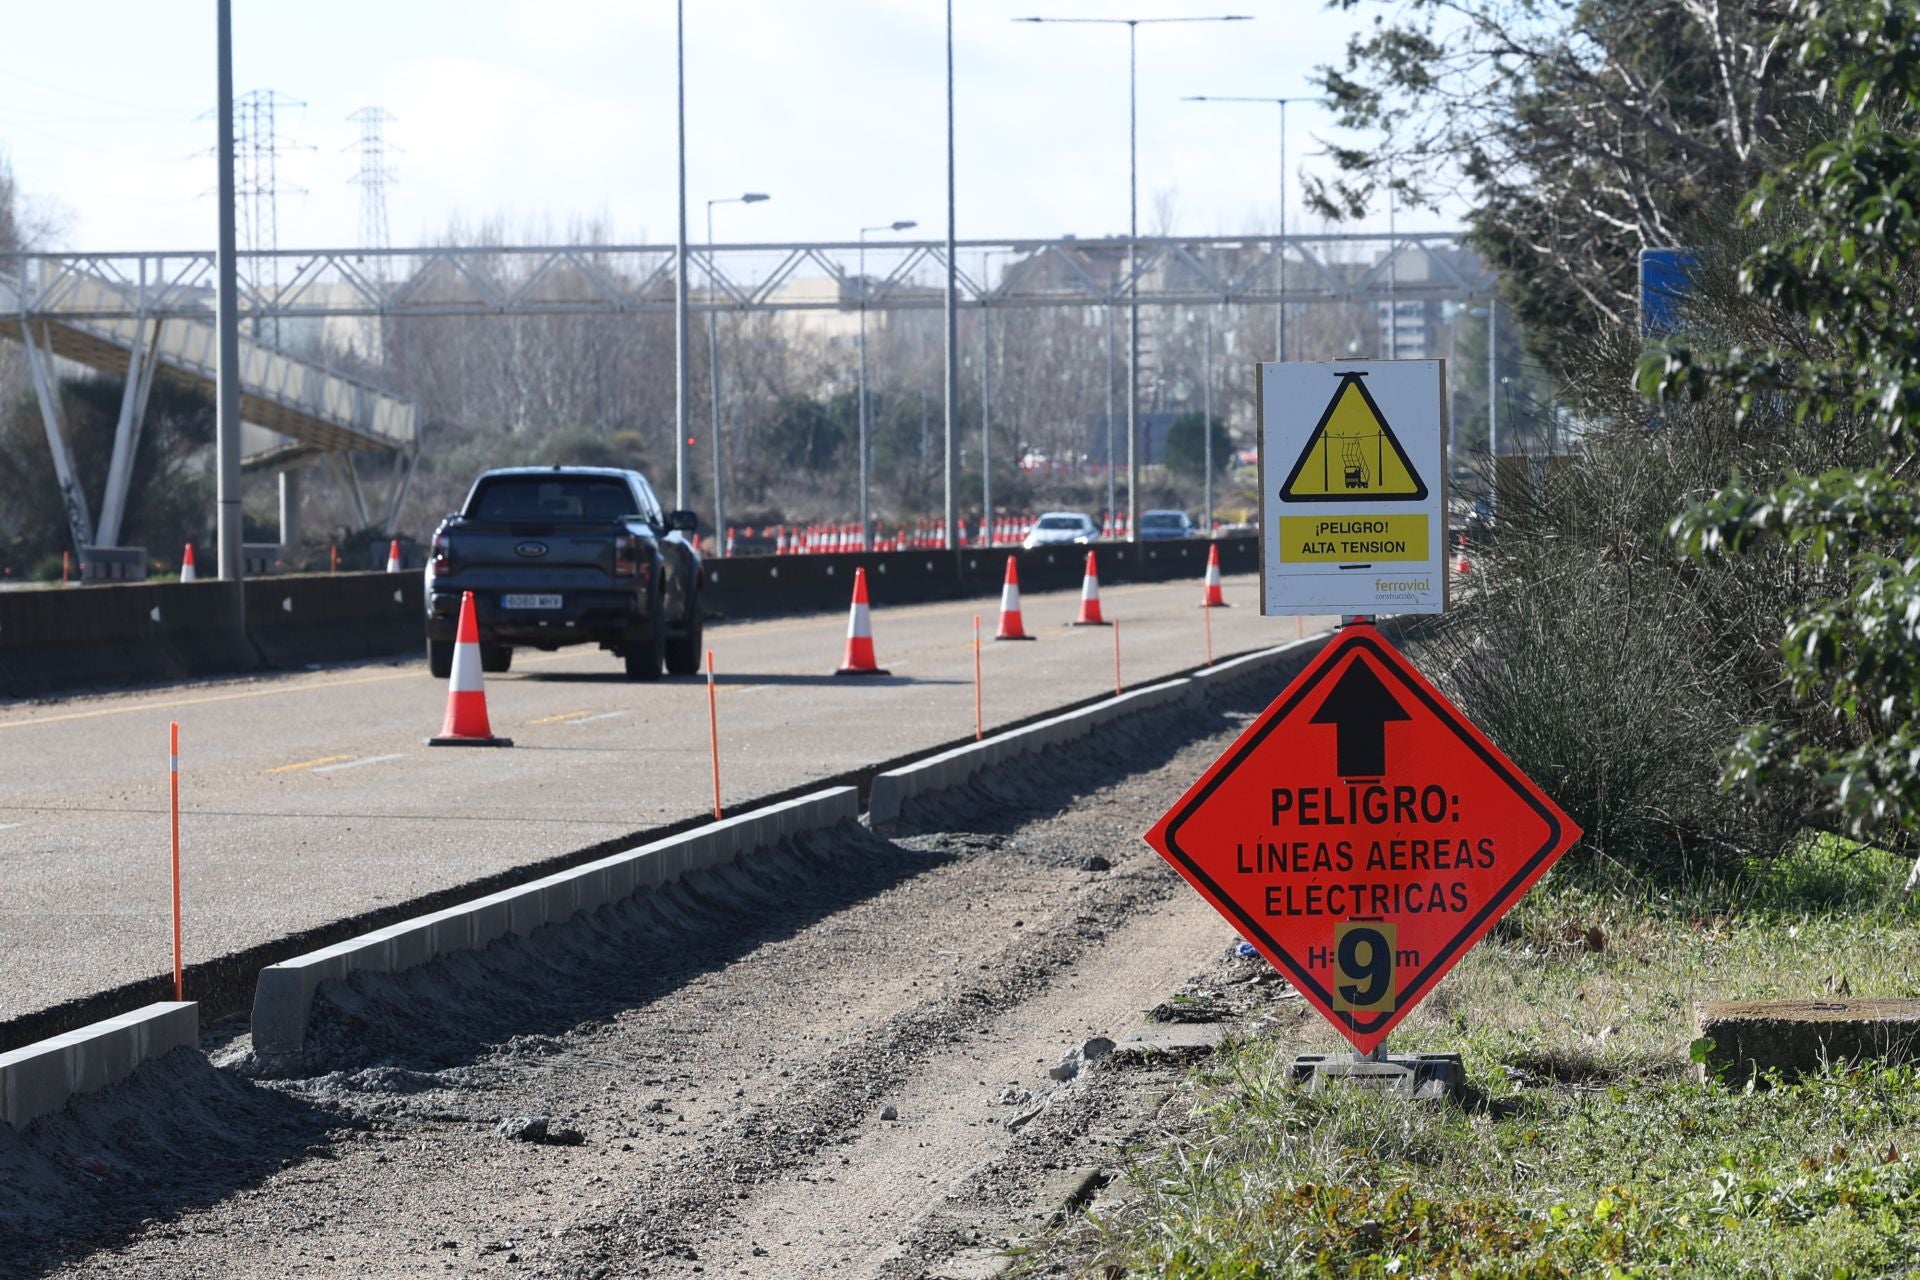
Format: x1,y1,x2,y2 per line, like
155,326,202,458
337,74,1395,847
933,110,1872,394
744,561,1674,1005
1309,657,1410,777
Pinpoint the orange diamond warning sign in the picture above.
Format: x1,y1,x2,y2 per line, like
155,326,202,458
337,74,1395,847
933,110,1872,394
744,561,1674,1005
1143,623,1581,1053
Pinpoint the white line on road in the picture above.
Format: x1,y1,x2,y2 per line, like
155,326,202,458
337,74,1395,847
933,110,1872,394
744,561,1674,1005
312,754,406,774
569,710,632,724
0,822,22,831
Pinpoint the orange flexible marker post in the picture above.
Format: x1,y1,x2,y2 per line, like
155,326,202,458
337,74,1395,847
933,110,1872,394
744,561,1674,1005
169,721,183,1001
1112,620,1122,695
1204,598,1214,667
973,614,984,741
62,550,70,585
706,649,722,819
330,544,340,574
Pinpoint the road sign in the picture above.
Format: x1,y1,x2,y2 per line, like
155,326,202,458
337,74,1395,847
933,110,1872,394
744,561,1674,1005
1260,361,1447,615
1143,623,1580,1053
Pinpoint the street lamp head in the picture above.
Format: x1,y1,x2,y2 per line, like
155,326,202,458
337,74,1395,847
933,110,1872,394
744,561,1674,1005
742,192,771,203
892,220,918,231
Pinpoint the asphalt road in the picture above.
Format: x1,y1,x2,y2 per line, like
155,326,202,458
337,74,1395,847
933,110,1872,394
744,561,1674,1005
0,571,1328,1024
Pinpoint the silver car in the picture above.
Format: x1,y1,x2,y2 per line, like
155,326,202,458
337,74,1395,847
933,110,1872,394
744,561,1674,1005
1022,511,1100,548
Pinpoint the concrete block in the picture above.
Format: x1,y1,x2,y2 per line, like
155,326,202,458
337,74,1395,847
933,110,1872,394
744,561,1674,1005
382,920,434,973
571,863,613,913
461,897,508,950
683,828,720,871
247,789,859,1059
1,1002,200,1130
599,855,637,904
506,884,548,938
1696,999,1920,1083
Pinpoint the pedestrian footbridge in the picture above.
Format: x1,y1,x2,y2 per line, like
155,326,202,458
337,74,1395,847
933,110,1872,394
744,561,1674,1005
2,260,417,553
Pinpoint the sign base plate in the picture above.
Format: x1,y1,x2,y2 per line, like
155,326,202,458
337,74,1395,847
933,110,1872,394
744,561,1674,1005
1286,1051,1463,1102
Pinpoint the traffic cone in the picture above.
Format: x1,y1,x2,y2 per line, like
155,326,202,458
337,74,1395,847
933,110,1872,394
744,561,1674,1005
1071,550,1110,626
179,543,197,583
994,555,1036,641
834,567,890,676
428,591,513,747
1200,542,1230,608
386,539,403,573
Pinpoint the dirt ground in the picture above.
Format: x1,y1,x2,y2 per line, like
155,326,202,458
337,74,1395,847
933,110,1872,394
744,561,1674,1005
2,695,1310,1280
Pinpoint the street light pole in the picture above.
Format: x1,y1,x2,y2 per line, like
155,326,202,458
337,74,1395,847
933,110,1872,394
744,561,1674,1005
214,0,243,585
859,220,917,551
1202,304,1213,535
981,250,999,540
673,0,690,512
705,192,770,549
1180,94,1319,362
1017,14,1252,542
943,0,959,552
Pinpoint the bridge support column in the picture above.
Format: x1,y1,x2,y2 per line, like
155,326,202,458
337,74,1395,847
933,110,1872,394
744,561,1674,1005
279,468,302,549
97,317,163,549
19,319,96,557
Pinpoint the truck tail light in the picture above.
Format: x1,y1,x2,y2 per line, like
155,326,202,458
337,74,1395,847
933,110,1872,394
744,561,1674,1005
430,532,453,578
614,533,639,578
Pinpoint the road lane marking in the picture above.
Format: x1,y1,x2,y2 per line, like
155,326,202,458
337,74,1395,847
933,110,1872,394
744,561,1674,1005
266,754,356,774
530,710,593,725
0,822,22,831
569,710,632,723
312,754,405,774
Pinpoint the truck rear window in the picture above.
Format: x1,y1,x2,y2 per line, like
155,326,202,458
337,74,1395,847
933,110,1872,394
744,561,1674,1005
468,477,635,521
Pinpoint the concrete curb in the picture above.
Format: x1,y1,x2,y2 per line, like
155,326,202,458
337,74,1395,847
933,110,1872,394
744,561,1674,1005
866,633,1333,827
0,1001,198,1130
249,787,859,1060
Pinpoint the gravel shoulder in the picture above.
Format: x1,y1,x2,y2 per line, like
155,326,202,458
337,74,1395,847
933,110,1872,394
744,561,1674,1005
6,692,1310,1279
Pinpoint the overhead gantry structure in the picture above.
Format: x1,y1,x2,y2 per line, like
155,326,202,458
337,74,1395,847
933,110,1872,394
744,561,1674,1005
5,230,1488,558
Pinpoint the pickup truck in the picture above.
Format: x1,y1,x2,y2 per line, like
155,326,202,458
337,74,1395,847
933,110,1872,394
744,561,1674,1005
424,466,703,681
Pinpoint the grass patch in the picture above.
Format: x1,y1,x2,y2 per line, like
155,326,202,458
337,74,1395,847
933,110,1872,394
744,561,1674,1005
1057,842,1920,1278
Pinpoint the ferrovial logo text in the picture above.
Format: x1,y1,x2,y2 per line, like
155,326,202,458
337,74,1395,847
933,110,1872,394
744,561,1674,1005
1374,577,1430,595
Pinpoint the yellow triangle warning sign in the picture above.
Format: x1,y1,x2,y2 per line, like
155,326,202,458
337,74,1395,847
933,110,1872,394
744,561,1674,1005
1279,373,1429,502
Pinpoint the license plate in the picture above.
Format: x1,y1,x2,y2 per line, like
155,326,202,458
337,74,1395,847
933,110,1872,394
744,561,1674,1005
502,593,562,610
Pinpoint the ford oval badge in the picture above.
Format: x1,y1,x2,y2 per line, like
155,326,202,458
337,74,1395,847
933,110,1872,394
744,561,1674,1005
515,541,549,558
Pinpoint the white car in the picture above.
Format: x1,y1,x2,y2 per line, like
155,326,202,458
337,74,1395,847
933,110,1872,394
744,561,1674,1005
1022,511,1099,548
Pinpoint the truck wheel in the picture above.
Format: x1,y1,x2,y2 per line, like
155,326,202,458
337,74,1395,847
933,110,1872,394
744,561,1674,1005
664,609,703,676
624,617,665,681
428,637,454,679
480,644,513,674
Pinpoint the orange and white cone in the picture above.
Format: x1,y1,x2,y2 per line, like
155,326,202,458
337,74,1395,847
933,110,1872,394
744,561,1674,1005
834,567,890,676
179,543,197,583
1071,550,1110,626
386,539,403,573
1200,542,1230,608
994,555,1036,641
428,591,513,746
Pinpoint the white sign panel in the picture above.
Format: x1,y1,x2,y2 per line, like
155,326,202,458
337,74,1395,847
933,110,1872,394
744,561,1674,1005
1258,360,1448,616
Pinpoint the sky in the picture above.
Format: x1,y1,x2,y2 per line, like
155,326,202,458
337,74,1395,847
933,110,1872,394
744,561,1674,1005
0,0,1435,254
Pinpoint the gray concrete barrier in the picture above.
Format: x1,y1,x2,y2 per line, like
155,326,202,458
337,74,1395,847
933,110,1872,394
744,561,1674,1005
0,580,258,698
248,571,422,668
703,535,1255,621
250,787,859,1061
0,1001,198,1130
1,537,1255,699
